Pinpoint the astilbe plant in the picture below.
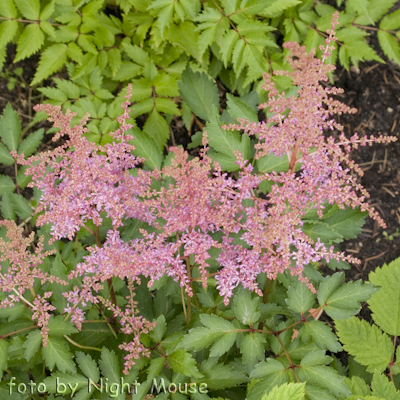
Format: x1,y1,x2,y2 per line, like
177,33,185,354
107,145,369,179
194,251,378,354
4,12,397,373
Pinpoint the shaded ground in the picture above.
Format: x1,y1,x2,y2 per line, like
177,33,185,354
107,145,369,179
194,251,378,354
1,39,400,284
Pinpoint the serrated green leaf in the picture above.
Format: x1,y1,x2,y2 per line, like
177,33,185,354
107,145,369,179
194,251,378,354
378,30,400,65
323,207,366,240
129,129,163,170
0,0,18,18
318,272,345,306
286,280,315,314
99,348,124,400
14,0,40,19
347,0,374,24
43,372,87,394
54,79,80,99
0,175,15,195
0,339,8,377
108,48,122,76
76,352,100,382
302,221,343,244
17,128,44,158
9,193,32,219
178,67,219,122
226,93,258,123
263,382,306,400
1,193,15,220
257,153,289,173
344,375,371,397
23,330,42,361
15,23,44,62
233,287,261,325
42,337,76,373
67,42,83,63
300,320,342,352
0,103,22,152
0,143,14,166
248,359,290,400
371,372,400,400
31,44,68,86
16,166,31,189
143,109,169,150
368,259,400,335
325,280,378,319
155,97,180,115
48,316,78,336
220,30,239,67
240,332,266,371
167,350,203,379
335,317,392,373
0,20,18,48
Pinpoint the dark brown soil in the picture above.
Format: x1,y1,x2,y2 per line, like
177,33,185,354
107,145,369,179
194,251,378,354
1,37,400,283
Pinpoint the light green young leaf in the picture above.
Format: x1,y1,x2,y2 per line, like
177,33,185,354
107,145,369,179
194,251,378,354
42,373,87,394
240,332,266,371
167,350,203,379
371,372,400,400
380,8,400,30
178,67,219,122
347,0,374,24
40,0,55,19
155,98,180,115
108,48,122,76
344,376,371,397
286,280,315,315
0,0,18,18
31,44,68,85
257,153,289,173
354,0,396,24
378,31,400,65
23,330,42,361
220,29,240,67
153,73,179,97
0,103,22,152
149,315,167,343
300,320,342,352
42,337,76,373
335,317,392,373
14,24,44,62
0,175,15,195
262,382,306,400
1,193,15,220
0,20,18,48
368,259,400,335
318,272,345,306
75,352,100,382
260,0,302,17
233,287,261,325
10,193,32,219
14,0,40,19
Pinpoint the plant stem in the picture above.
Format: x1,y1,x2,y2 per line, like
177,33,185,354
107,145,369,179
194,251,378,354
0,325,37,339
63,335,102,352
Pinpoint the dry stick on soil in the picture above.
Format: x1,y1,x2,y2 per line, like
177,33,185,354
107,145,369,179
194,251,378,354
363,251,388,271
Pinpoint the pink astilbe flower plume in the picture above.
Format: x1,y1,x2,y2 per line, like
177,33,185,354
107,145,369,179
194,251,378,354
13,85,154,241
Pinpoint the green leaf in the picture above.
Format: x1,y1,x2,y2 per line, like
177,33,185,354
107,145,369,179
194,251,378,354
0,143,14,166
155,98,180,115
380,8,400,30
368,258,400,335
220,30,239,67
377,30,400,65
0,339,8,376
48,316,78,337
301,221,343,244
286,280,315,315
14,0,40,19
167,350,203,379
15,23,44,62
10,193,32,219
232,287,261,325
226,93,258,123
262,382,306,400
129,129,163,170
42,337,76,373
300,320,342,352
323,207,366,240
335,317,392,373
0,0,18,18
23,330,42,361
99,348,124,400
260,0,302,17
178,67,219,122
150,315,167,343
17,128,44,157
31,44,68,86
1,193,15,220
76,352,100,382
257,153,289,173
16,166,31,189
371,372,400,400
299,357,350,396
166,21,201,61
42,372,87,395
143,109,170,150
0,103,22,152
324,280,378,319
0,175,15,195
318,272,345,306
248,359,291,400
344,376,371,397
108,48,122,76
240,332,266,371
0,20,18,48
347,0,374,24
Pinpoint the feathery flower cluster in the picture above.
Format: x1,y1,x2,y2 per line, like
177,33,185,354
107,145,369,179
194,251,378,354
31,292,56,347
